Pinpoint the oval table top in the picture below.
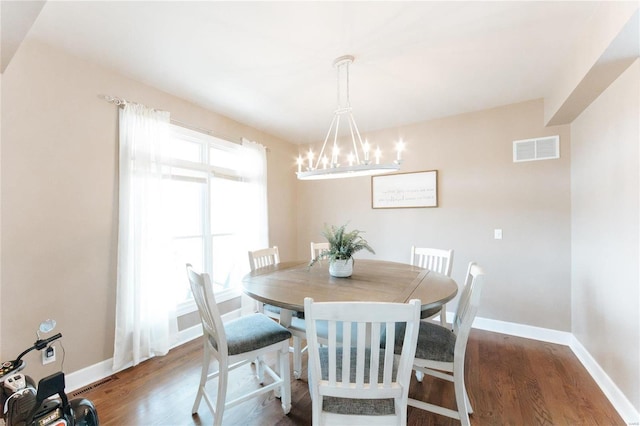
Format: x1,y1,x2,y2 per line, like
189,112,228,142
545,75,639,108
242,259,458,313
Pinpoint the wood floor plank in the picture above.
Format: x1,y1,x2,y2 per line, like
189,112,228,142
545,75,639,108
478,333,527,426
502,335,555,425
75,329,625,425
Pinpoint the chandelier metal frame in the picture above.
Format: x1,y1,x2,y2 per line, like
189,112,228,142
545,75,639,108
296,55,403,180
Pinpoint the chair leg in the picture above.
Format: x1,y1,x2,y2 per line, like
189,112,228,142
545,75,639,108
278,344,292,414
256,355,265,384
454,364,471,426
192,343,211,414
214,360,229,426
439,304,447,326
273,351,282,399
292,336,303,380
464,385,473,414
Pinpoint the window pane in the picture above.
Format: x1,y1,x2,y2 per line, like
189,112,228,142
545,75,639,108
210,177,245,235
211,234,245,290
164,137,202,163
210,146,241,170
170,237,204,302
164,178,204,237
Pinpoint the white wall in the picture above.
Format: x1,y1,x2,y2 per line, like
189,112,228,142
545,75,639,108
571,59,639,413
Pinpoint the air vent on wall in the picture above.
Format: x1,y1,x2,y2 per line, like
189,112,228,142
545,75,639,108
513,135,559,162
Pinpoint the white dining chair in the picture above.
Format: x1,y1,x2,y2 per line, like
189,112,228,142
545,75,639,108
410,246,454,326
248,246,282,319
305,297,421,426
248,246,280,271
404,262,485,426
248,246,308,379
186,264,292,426
289,240,355,380
310,241,330,261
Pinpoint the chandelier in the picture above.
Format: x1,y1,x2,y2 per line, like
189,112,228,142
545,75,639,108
296,55,404,180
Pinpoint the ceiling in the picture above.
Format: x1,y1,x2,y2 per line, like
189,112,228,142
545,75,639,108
8,1,621,144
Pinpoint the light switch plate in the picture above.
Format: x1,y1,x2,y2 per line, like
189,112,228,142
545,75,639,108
494,229,503,240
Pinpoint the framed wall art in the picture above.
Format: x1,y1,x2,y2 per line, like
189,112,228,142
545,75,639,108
371,170,438,209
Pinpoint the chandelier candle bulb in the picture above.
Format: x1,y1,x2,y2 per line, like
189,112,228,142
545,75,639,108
332,146,339,166
396,140,404,162
297,156,303,173
307,150,314,169
363,141,370,162
375,147,381,165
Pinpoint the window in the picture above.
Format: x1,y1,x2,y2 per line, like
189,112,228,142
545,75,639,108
160,125,267,313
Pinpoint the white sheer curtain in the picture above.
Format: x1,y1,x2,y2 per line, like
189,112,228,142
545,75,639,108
113,103,178,371
240,138,269,314
241,138,269,250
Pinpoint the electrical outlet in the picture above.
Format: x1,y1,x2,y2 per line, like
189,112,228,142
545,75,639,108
42,345,56,365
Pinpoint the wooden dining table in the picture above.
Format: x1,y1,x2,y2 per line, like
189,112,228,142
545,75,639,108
242,258,458,379
242,258,459,318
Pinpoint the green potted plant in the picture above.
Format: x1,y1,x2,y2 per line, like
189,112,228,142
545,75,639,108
309,223,375,277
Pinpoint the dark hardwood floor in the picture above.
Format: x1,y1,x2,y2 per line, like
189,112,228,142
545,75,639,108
74,329,624,425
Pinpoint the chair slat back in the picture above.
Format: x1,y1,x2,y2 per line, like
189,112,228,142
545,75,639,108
248,246,280,271
410,246,454,276
452,262,485,343
310,242,330,261
186,264,227,355
305,298,420,400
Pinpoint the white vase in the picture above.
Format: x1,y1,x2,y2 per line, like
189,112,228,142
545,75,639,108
329,258,353,278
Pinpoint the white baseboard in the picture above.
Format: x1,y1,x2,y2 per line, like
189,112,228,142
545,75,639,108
65,309,238,392
65,358,114,393
469,315,573,345
569,335,640,425
67,310,638,424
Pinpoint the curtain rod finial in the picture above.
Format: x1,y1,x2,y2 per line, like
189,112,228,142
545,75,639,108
98,94,127,106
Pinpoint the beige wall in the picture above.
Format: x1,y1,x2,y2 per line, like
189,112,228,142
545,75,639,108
296,99,572,331
0,72,3,354
0,40,297,379
571,59,639,412
545,3,638,125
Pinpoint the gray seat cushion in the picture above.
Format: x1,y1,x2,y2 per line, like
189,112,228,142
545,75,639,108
264,303,305,319
387,321,456,362
209,313,292,356
420,305,442,319
317,347,397,416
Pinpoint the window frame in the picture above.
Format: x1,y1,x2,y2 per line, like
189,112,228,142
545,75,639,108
164,125,253,315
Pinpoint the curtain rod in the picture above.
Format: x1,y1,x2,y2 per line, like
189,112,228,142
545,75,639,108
97,94,245,146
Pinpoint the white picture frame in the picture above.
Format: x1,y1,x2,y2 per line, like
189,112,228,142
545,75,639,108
371,170,438,209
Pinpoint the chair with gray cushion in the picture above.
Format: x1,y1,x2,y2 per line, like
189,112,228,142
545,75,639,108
310,241,330,261
248,246,305,319
410,246,454,325
186,264,291,426
247,246,282,319
393,262,484,426
305,297,421,425
248,246,307,379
